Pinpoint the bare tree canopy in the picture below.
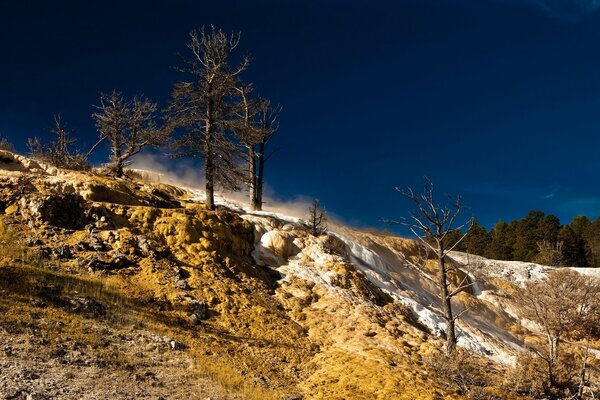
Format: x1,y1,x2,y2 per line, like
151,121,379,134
166,26,249,210
518,269,600,393
307,198,327,236
231,87,281,211
27,114,88,170
0,136,14,152
388,179,472,354
254,98,280,211
231,84,261,209
92,91,161,177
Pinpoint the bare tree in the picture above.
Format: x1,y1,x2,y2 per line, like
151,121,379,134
232,84,261,209
27,115,88,170
166,26,249,210
0,136,14,152
254,98,280,210
231,88,281,211
518,269,600,392
307,198,327,236
92,91,160,178
389,180,472,354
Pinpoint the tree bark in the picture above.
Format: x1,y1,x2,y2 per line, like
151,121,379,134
248,145,257,210
546,334,559,388
438,241,456,354
255,142,265,211
204,103,215,211
112,133,124,178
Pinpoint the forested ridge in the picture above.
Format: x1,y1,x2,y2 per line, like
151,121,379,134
449,211,600,267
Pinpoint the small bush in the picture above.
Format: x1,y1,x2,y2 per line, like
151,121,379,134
426,349,501,400
27,116,89,171
509,350,589,399
0,136,14,151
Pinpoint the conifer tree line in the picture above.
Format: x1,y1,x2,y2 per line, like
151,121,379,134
9,26,279,212
447,211,600,268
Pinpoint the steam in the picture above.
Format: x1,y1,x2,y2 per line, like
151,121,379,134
130,153,206,187
130,153,316,220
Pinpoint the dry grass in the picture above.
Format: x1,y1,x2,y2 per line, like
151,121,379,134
0,218,284,399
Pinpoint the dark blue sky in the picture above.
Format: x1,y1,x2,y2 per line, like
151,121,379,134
1,0,599,231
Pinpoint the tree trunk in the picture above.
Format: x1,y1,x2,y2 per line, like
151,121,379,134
114,161,124,178
112,137,124,178
204,105,215,211
248,145,257,210
577,334,591,400
547,334,559,388
438,242,456,354
577,357,587,399
205,159,215,210
255,142,265,211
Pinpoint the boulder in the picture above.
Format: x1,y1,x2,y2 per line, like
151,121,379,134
187,299,208,324
260,231,300,258
20,193,89,229
68,296,105,317
84,253,131,272
52,245,73,260
252,230,302,267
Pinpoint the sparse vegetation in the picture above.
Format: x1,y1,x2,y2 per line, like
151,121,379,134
426,349,502,399
92,91,163,177
516,269,600,398
389,179,472,354
2,18,600,400
307,198,327,236
232,86,281,211
27,115,89,170
0,136,14,151
166,26,250,210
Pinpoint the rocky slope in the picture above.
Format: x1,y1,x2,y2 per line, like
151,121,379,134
0,150,597,399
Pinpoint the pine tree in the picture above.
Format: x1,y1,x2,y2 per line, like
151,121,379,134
485,220,513,260
463,219,490,256
568,215,591,237
583,218,600,268
558,226,588,268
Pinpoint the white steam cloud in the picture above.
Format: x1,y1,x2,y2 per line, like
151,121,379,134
130,153,315,220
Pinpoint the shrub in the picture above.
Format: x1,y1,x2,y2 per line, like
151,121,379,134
509,350,590,398
0,136,14,151
426,349,501,399
27,116,89,171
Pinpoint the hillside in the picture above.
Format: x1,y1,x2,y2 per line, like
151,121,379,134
0,150,598,400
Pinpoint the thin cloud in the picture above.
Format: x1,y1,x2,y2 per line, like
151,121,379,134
542,185,561,199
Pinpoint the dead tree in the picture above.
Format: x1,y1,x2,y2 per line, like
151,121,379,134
231,88,281,211
27,115,88,170
254,99,280,210
0,136,14,152
307,198,327,236
166,26,249,210
518,269,600,391
232,84,261,209
389,180,471,354
92,91,160,178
